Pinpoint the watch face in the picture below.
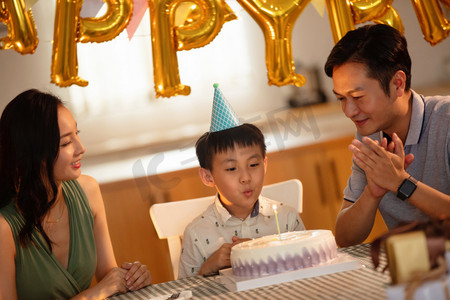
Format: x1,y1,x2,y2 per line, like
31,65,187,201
398,178,417,200
402,180,416,194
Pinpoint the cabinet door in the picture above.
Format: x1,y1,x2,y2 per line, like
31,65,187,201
156,168,214,202
266,149,337,231
322,141,353,219
101,179,173,284
324,139,388,243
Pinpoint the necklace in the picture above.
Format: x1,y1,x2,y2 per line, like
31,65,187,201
45,201,65,223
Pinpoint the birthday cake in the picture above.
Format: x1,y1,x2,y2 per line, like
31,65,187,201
230,230,338,277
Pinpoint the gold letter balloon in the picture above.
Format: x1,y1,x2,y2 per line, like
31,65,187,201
236,0,309,87
0,0,38,54
175,0,236,50
148,0,236,98
411,0,450,46
3,0,449,91
326,0,404,44
351,0,404,33
51,0,132,87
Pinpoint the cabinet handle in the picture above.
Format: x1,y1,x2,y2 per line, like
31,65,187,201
329,159,342,202
315,162,327,206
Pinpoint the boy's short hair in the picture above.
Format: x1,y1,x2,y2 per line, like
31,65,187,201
195,123,266,170
324,24,411,96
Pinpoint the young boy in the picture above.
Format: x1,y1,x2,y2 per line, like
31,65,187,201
178,84,305,278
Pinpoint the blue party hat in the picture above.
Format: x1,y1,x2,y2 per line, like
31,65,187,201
210,83,241,132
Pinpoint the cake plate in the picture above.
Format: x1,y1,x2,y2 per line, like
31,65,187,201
218,253,360,292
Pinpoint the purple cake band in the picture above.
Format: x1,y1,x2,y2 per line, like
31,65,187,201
231,243,338,277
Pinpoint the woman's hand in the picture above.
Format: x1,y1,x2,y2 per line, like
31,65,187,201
121,261,152,291
72,267,128,299
95,267,128,296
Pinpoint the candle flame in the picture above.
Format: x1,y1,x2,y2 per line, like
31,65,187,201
272,204,277,211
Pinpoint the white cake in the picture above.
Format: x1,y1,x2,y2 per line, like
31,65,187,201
230,230,338,277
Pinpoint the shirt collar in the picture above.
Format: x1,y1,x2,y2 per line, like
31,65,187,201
404,90,424,146
381,90,424,146
213,194,266,222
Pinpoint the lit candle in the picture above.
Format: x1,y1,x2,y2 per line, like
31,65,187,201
272,204,281,240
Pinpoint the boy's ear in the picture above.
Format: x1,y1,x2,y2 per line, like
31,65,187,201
199,168,215,187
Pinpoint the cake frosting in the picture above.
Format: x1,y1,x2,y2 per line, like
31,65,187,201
230,230,338,277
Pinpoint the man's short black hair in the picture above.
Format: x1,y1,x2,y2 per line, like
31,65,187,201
324,24,411,96
195,123,266,170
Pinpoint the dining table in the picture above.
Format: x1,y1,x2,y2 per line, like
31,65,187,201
109,243,391,300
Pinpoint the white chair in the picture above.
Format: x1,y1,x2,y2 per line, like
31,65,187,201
149,179,303,279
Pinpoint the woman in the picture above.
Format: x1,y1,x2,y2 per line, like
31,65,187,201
0,89,151,299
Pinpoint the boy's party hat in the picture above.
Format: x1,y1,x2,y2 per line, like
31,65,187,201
210,83,241,132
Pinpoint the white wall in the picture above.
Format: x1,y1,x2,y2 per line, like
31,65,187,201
0,1,449,162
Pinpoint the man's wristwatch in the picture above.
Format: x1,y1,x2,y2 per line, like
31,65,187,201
397,175,418,200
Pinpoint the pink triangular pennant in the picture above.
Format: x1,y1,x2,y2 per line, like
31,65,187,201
126,0,148,40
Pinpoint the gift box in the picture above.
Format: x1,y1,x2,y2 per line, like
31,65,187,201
381,222,450,285
385,231,431,284
386,248,450,300
377,219,450,300
387,272,450,300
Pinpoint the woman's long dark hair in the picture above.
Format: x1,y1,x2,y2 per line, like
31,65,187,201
0,89,63,249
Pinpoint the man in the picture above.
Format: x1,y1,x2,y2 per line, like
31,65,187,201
324,24,450,247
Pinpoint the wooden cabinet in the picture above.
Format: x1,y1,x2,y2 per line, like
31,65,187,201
265,147,338,231
100,135,387,283
265,136,353,232
100,179,172,284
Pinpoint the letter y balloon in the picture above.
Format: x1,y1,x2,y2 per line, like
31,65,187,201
236,0,309,87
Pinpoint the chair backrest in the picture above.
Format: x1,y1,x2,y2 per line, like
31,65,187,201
149,179,303,279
